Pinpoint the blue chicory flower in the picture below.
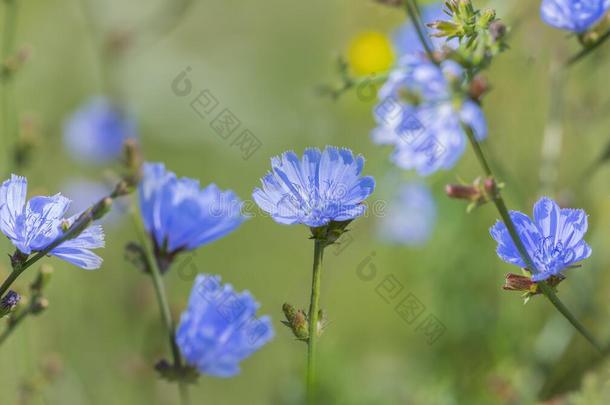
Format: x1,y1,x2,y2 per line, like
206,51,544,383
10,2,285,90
0,175,105,270
372,58,487,176
138,163,246,255
540,0,610,33
490,197,591,282
378,182,436,246
252,146,376,227
176,274,274,377
393,2,458,59
63,97,136,164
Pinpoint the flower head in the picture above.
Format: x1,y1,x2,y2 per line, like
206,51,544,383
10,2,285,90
0,175,105,270
377,182,436,246
63,97,136,164
347,31,395,76
176,274,274,377
490,197,591,282
252,147,376,228
372,58,486,175
541,0,610,33
138,163,246,256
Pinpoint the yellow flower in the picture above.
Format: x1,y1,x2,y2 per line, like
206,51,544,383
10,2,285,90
347,31,394,76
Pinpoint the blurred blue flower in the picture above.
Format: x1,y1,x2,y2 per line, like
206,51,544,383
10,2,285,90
372,58,487,176
393,2,457,59
490,197,591,282
540,0,610,33
0,175,105,270
176,274,274,377
252,146,376,227
138,163,246,255
378,182,436,246
63,97,136,164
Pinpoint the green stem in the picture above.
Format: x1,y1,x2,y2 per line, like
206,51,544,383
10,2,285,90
147,253,190,405
404,0,436,63
132,208,189,405
538,282,603,352
463,124,603,353
0,263,25,299
306,240,325,405
566,29,610,67
146,250,183,371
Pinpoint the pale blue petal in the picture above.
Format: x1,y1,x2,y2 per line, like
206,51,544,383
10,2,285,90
25,195,71,252
0,175,27,241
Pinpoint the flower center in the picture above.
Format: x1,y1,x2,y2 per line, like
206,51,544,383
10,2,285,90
276,177,349,222
534,236,575,274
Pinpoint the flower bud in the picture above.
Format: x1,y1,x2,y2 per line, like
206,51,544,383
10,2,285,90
445,177,498,211
468,75,489,101
483,177,498,197
489,20,507,41
30,265,53,294
123,139,143,185
155,359,200,384
0,291,21,317
282,303,297,324
125,242,151,274
445,184,480,200
291,310,310,341
112,180,132,198
479,9,496,27
10,250,28,270
92,197,113,220
30,297,49,315
502,273,535,292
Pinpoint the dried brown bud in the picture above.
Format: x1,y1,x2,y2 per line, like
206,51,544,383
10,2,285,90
445,184,480,200
489,20,507,41
503,273,535,292
468,75,489,101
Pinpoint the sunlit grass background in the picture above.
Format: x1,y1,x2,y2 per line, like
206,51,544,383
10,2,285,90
2,0,610,403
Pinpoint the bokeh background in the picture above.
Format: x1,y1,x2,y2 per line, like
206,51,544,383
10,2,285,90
2,0,610,403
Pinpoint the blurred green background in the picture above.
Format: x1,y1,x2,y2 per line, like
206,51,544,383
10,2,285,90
2,0,610,403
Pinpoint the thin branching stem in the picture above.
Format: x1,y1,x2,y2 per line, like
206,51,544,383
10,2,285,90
566,29,610,67
463,125,603,353
404,0,436,63
130,204,190,405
